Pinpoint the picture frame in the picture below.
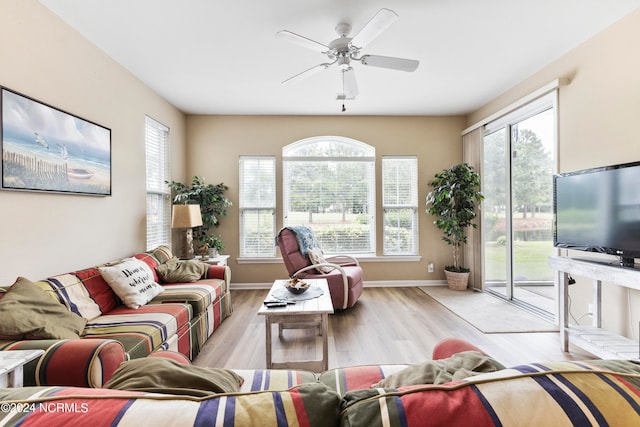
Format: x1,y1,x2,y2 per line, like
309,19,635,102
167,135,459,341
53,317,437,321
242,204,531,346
1,87,111,196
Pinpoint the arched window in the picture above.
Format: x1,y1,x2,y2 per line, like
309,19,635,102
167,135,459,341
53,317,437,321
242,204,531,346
283,136,375,254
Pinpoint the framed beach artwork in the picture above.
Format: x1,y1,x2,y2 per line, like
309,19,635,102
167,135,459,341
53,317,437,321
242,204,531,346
0,87,111,196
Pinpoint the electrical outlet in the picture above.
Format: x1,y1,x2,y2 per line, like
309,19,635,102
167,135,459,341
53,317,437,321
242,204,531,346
428,263,434,273
588,303,593,313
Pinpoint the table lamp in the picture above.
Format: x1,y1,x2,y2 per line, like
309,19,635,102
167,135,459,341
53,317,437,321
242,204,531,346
171,204,203,259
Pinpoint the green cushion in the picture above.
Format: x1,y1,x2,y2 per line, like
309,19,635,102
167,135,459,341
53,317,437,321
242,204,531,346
371,351,503,388
104,357,243,396
0,277,86,339
155,257,207,283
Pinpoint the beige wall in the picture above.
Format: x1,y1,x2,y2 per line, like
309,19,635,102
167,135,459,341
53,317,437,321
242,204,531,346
186,115,466,284
468,9,640,339
0,0,187,285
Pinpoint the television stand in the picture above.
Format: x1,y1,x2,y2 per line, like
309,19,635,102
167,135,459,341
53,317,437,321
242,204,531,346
619,256,636,268
549,256,640,360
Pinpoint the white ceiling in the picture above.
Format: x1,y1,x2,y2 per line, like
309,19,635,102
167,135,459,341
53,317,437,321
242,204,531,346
39,0,640,116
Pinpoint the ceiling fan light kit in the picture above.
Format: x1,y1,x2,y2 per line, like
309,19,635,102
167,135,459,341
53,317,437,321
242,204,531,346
277,8,419,108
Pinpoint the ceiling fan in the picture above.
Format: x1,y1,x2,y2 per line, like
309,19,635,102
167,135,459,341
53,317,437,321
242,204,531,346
276,8,419,102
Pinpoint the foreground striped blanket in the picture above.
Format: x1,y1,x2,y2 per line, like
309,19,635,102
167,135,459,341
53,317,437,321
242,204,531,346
339,361,640,426
1,361,639,426
0,383,340,427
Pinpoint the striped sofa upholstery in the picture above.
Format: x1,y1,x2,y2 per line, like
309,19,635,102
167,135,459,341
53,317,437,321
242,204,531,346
0,246,232,386
0,339,125,388
333,360,640,427
319,364,409,396
1,360,639,427
0,383,341,427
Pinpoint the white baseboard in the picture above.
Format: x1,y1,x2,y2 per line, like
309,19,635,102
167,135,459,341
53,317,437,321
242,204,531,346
230,279,446,290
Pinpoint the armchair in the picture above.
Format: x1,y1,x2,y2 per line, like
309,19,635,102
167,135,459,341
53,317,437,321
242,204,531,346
276,227,363,309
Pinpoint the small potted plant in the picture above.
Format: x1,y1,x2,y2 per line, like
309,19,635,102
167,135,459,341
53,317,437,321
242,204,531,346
202,234,225,257
426,163,484,290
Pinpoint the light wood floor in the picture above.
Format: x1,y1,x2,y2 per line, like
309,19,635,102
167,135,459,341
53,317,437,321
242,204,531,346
193,287,595,370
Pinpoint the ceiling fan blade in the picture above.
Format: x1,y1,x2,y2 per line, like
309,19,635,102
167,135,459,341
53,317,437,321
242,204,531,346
282,63,331,85
276,30,329,53
342,67,359,99
360,54,419,72
350,8,398,49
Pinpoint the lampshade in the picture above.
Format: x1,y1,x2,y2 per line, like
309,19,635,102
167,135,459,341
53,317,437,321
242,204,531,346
171,205,203,229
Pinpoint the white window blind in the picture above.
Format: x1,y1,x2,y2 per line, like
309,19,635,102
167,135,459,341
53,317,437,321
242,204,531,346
145,116,170,250
283,137,376,254
382,156,418,255
239,156,276,257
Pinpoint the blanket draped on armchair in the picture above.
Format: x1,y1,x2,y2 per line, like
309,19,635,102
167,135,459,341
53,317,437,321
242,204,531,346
276,226,319,256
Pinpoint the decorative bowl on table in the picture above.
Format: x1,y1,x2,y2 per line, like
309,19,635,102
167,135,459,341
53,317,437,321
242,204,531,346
285,277,310,295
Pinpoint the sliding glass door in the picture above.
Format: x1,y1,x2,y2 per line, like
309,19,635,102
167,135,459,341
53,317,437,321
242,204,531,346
482,95,557,318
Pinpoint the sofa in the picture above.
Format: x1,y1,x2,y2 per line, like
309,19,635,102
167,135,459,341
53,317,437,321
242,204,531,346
1,338,639,426
0,246,232,387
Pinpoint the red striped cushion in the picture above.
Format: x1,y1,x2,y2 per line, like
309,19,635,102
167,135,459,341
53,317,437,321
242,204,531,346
0,383,341,426
340,361,640,426
134,252,161,282
203,264,228,281
148,245,173,264
36,339,126,387
45,274,102,320
319,365,409,396
73,267,118,313
0,338,126,387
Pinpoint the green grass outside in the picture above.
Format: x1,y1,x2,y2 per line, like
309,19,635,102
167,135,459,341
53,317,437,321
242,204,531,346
485,240,555,282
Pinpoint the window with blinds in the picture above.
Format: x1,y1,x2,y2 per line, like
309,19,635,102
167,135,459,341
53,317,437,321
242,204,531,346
382,156,418,255
283,137,376,254
239,156,276,257
145,116,170,251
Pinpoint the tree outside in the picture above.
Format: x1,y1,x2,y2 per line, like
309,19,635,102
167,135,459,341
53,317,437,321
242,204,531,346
483,123,555,285
283,137,375,253
483,127,553,244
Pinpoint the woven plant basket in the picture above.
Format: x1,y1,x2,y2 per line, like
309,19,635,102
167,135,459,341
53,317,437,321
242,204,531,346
444,270,469,291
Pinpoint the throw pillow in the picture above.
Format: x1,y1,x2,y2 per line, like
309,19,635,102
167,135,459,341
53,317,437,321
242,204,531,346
155,257,207,283
105,357,244,396
0,277,86,339
45,273,103,321
98,257,164,309
371,351,503,388
148,245,174,264
307,248,335,274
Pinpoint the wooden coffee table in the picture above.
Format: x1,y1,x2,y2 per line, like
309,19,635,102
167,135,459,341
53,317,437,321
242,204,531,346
258,278,333,372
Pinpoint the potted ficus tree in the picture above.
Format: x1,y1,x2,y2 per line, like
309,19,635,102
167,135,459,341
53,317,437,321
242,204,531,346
167,176,232,257
426,163,484,290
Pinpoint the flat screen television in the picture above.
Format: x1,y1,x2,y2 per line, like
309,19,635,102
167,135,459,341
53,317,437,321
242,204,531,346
553,161,640,268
